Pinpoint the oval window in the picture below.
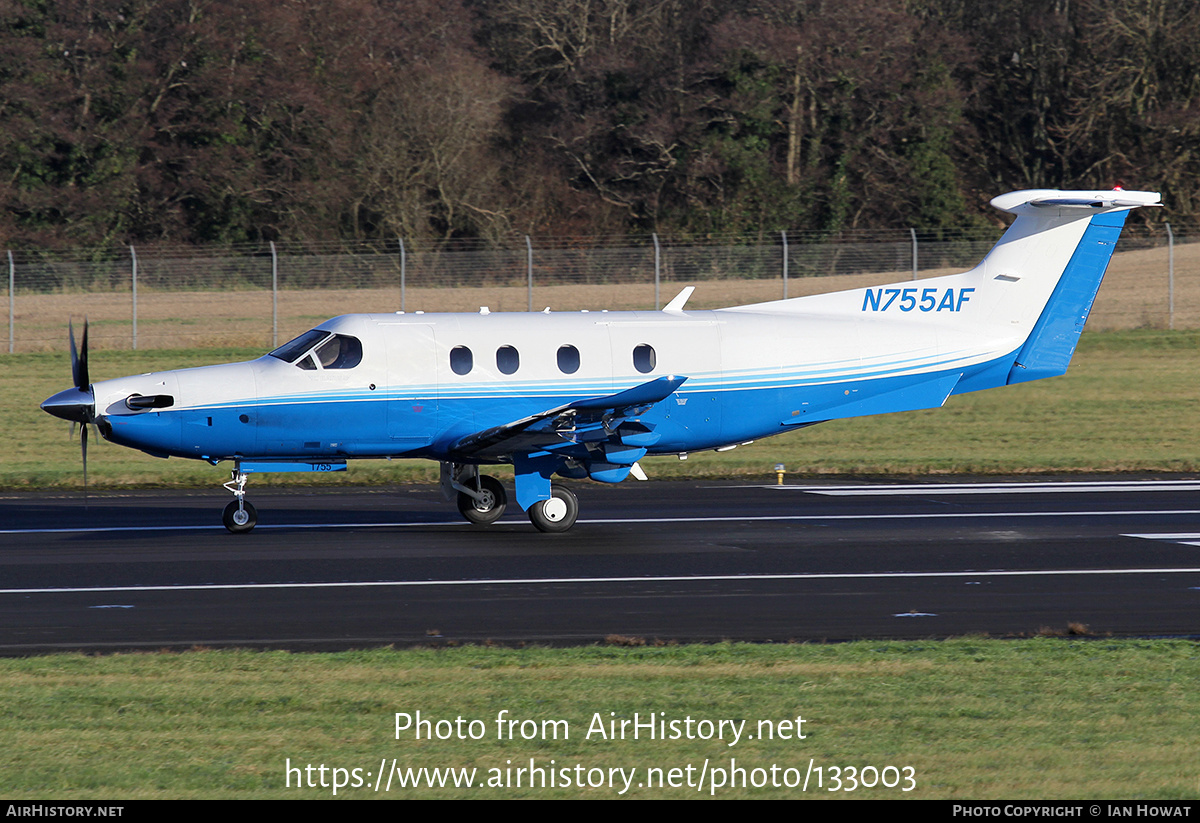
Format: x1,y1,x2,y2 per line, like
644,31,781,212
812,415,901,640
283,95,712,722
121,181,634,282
633,343,656,374
450,346,473,375
557,344,580,374
497,345,520,375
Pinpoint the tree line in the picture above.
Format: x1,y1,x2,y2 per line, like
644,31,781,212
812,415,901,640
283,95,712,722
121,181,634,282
1,0,1196,249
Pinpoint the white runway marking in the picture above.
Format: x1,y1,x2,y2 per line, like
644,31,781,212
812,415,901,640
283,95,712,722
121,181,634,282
6,509,1200,536
0,521,467,535
1123,532,1200,547
5,567,1200,596
771,480,1200,496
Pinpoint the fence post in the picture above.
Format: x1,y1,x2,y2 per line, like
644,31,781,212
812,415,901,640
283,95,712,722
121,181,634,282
8,250,13,354
653,233,661,310
270,241,278,347
781,231,789,299
910,228,918,281
525,236,533,312
398,237,406,312
1166,222,1174,331
130,244,138,350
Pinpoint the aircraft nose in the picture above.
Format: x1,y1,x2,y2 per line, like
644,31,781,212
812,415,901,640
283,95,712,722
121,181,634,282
41,386,96,423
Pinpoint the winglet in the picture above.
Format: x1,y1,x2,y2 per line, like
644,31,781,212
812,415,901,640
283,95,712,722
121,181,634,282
663,286,695,313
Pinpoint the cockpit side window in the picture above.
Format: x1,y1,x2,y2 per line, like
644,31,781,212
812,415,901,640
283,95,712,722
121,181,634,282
314,334,362,369
269,329,330,363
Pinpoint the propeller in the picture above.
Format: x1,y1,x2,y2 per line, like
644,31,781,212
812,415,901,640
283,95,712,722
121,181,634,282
41,320,100,496
70,319,89,394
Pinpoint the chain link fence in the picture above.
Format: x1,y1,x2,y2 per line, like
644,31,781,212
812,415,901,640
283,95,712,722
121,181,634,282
3,225,1193,353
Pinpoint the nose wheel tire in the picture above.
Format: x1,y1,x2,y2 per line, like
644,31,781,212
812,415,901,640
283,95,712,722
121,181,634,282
222,500,258,534
529,486,579,533
457,475,507,525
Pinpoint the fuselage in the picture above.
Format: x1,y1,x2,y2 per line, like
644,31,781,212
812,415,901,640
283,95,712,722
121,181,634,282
92,286,1023,465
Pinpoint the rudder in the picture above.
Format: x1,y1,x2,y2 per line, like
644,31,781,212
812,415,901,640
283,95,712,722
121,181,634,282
1006,207,1129,384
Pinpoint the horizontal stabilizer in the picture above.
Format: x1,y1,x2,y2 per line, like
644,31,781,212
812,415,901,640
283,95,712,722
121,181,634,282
1029,197,1161,210
991,189,1160,216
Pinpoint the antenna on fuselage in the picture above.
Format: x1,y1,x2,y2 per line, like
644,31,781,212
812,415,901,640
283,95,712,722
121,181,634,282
662,286,695,313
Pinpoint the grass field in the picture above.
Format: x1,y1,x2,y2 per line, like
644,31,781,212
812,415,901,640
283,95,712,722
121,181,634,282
1,641,1197,799
3,329,1199,490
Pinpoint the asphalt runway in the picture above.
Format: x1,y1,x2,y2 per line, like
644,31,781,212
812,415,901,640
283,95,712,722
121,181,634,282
3,477,1200,653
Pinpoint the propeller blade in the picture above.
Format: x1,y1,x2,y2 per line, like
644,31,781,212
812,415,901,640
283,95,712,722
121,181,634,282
69,321,80,389
69,319,90,391
81,422,89,506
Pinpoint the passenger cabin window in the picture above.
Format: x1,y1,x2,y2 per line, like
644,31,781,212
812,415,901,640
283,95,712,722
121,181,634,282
557,344,580,374
450,346,473,375
633,343,656,373
497,345,519,375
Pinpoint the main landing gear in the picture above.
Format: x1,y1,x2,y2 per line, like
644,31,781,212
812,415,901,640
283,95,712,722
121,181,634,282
445,463,579,533
527,486,578,533
456,474,508,525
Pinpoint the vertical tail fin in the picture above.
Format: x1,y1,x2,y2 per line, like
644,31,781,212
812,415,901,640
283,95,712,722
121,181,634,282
974,189,1160,384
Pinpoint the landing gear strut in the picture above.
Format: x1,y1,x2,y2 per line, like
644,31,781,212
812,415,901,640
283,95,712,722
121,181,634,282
222,466,256,534
445,463,508,525
456,474,508,525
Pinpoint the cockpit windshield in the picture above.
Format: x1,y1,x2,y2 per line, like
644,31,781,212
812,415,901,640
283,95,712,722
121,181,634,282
269,329,330,363
268,329,362,370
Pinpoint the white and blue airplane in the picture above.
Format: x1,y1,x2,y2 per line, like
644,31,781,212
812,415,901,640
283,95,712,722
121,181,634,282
42,188,1160,533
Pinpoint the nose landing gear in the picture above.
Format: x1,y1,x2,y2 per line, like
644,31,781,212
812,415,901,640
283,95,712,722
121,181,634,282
222,467,256,534
222,499,258,533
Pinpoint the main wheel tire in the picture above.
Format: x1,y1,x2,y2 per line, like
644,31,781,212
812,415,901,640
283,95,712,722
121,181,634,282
222,499,257,534
457,475,507,525
529,486,579,533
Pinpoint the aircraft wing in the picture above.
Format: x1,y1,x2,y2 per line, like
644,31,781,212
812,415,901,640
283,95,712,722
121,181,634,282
450,375,686,464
